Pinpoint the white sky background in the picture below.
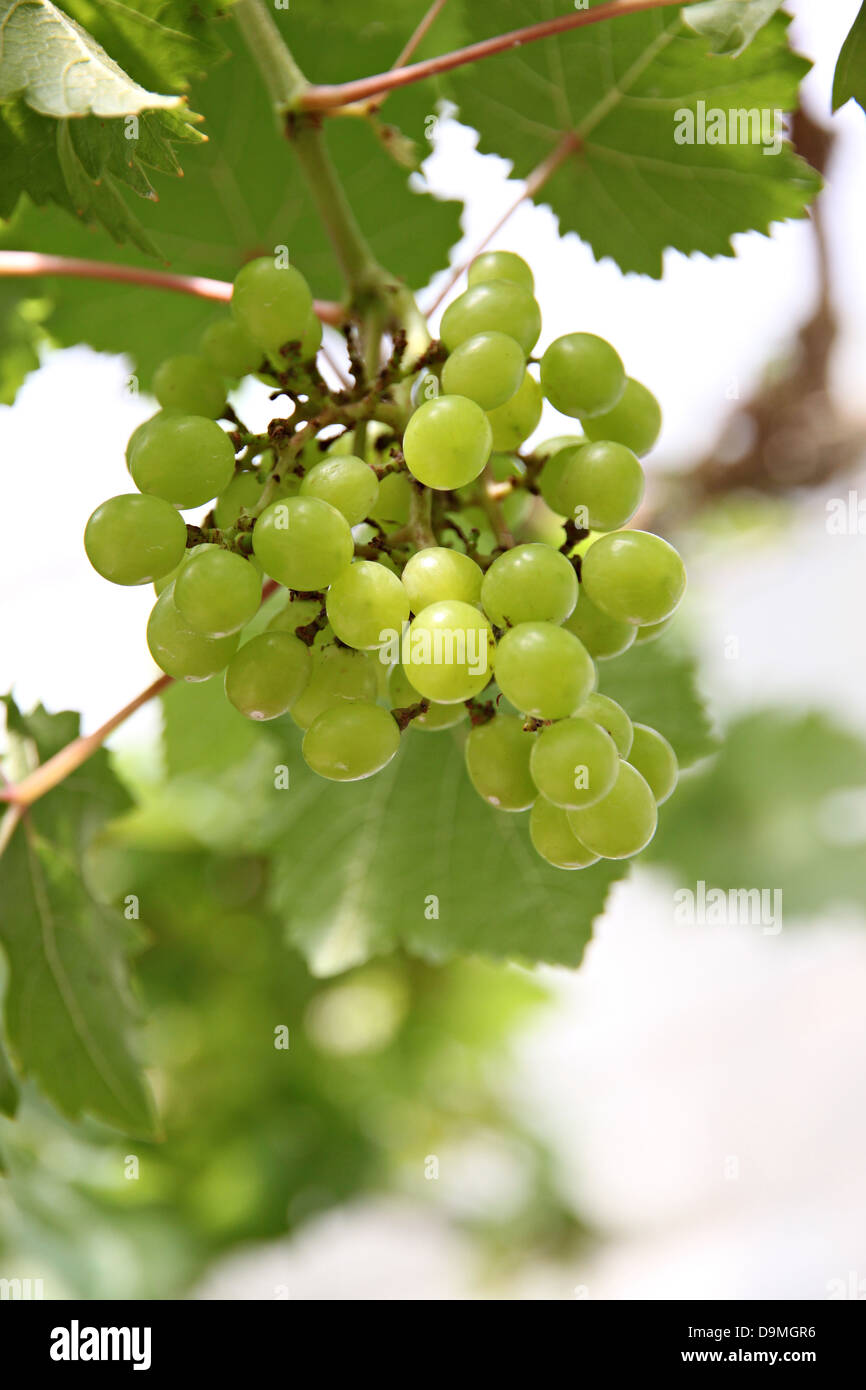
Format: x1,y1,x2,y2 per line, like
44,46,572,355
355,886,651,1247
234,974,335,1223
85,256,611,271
2,0,866,1299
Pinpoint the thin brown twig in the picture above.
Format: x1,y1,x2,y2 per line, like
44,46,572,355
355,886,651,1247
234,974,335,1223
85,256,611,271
363,0,452,116
0,251,343,324
299,0,700,112
425,132,580,314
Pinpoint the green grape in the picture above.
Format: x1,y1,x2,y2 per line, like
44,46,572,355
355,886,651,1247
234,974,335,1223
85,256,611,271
403,395,492,490
126,416,157,464
152,354,226,419
154,552,189,596
567,760,658,859
300,455,379,526
529,716,619,809
225,631,311,720
530,796,600,870
539,441,644,531
503,484,532,532
253,496,354,590
486,371,543,451
387,663,466,732
579,692,633,757
370,471,412,526
303,702,400,782
465,714,537,811
325,560,410,651
410,367,442,409
230,257,313,357
200,317,262,379
214,471,264,528
401,547,483,612
563,590,636,660
581,530,686,626
299,309,323,360
481,544,577,627
402,600,494,703
84,493,186,586
440,332,525,411
290,643,378,730
440,281,541,356
627,723,678,804
634,614,675,645
534,434,583,461
582,377,662,457
494,622,594,720
128,413,235,509
540,333,625,419
467,250,534,294
146,583,239,681
173,544,261,636
267,593,323,635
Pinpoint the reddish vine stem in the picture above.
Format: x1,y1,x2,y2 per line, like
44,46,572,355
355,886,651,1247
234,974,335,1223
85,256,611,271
299,0,701,112
0,251,343,324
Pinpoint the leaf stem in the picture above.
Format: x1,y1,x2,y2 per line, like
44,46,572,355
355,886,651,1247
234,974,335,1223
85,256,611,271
0,251,342,322
299,0,702,112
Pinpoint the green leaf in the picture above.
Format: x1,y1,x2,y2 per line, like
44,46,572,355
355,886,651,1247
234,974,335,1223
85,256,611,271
683,0,785,56
0,5,462,385
0,698,155,1136
832,1,866,115
0,283,47,404
647,711,866,918
450,1,820,276
599,634,718,769
0,1032,19,1118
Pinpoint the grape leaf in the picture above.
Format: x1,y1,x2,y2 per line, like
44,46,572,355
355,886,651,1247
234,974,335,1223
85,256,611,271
0,5,462,384
0,283,47,404
0,697,155,1136
450,1,820,276
599,634,718,768
647,711,866,918
832,1,866,115
0,1033,19,1118
683,0,785,57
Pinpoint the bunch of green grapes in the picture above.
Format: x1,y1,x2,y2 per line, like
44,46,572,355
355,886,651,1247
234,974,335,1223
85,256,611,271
85,250,685,870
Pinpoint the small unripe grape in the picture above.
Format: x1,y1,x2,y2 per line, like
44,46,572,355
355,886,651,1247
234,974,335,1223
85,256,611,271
387,663,466,731
370,471,412,526
465,714,537,811
486,371,543,451
253,496,353,590
481,544,577,627
403,395,492,490
580,530,686,626
325,560,410,651
267,593,323,635
540,441,645,531
173,544,262,636
564,590,636,661
231,257,313,357
152,354,226,419
627,723,678,803
581,377,662,456
403,600,494,703
530,796,600,870
467,250,534,294
290,643,378,730
441,331,525,411
634,614,675,645
299,309,323,360
540,333,625,418
303,702,400,781
440,281,541,356
147,583,239,681
529,716,619,809
84,493,186,586
200,318,262,378
214,471,264,528
567,760,658,859
300,455,379,526
225,631,311,720
579,692,633,757
128,412,235,509
401,547,483,612
494,622,595,720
